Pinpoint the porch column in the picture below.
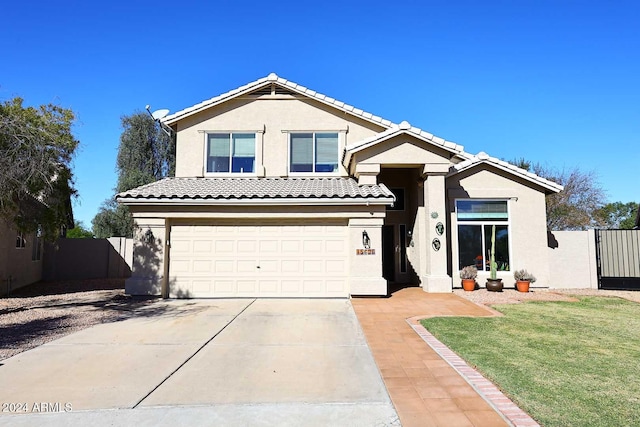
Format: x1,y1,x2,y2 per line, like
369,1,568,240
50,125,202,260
349,217,387,296
421,172,452,292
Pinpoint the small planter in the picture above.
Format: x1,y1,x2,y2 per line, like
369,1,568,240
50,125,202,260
462,279,476,292
486,278,503,292
516,280,530,293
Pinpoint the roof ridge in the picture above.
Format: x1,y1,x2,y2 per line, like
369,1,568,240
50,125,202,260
164,73,394,129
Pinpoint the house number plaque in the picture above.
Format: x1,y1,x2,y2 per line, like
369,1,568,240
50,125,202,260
435,222,444,236
356,249,375,255
432,238,441,251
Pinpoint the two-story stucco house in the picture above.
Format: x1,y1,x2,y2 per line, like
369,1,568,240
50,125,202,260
117,73,562,298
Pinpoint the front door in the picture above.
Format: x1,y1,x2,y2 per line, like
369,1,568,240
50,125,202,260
382,224,408,283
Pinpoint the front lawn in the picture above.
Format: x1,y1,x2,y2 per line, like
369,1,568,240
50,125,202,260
421,296,640,427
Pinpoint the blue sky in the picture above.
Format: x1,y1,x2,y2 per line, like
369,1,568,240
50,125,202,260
2,1,638,228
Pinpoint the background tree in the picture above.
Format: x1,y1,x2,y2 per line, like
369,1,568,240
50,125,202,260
510,158,607,231
92,111,174,238
595,201,639,229
66,220,94,238
0,97,78,239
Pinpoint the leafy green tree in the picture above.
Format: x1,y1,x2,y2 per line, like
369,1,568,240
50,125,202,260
92,199,134,238
510,159,607,230
595,202,639,229
92,111,174,238
66,220,94,238
0,97,78,240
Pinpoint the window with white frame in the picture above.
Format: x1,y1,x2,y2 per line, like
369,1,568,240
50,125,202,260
289,132,339,173
456,200,510,271
206,133,256,174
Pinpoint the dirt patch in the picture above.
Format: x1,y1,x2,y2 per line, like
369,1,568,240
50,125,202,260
454,287,640,306
0,279,160,361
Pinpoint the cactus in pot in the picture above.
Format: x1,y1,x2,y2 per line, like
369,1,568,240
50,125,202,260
486,224,503,291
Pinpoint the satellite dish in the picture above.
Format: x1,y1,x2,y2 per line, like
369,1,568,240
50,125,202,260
151,109,170,120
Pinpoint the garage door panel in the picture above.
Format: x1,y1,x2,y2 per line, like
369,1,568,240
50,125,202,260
171,259,191,273
213,280,235,294
281,280,302,293
192,280,211,293
303,240,323,253
192,260,212,272
259,240,278,253
171,240,191,254
193,240,212,253
237,260,258,273
281,240,300,252
237,280,257,293
215,240,234,253
281,260,300,273
237,240,257,253
214,260,234,273
258,280,278,293
303,280,324,293
303,260,322,273
259,260,278,273
169,221,348,298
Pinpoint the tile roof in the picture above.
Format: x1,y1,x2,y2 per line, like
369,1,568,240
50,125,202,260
163,73,394,129
449,152,564,193
116,177,395,204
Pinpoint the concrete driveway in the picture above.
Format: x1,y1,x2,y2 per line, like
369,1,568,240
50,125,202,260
0,299,398,426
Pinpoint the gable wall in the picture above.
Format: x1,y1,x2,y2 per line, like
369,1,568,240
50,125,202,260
446,166,551,286
351,135,453,169
174,96,386,178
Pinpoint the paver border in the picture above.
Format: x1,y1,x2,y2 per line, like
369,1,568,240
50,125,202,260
409,320,540,427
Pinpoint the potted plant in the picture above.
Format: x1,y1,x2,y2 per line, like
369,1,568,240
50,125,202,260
460,266,478,291
513,269,536,292
486,225,503,292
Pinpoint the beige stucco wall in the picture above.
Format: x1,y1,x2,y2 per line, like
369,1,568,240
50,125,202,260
0,223,42,295
351,136,453,169
125,217,166,296
548,230,598,289
174,96,386,178
447,166,552,288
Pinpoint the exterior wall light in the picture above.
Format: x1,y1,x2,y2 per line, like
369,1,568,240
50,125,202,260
362,230,371,249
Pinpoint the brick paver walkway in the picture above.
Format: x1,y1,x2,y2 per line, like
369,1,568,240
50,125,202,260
352,287,539,427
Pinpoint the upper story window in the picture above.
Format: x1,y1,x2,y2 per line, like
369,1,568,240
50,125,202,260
289,132,339,174
456,200,510,271
206,133,255,174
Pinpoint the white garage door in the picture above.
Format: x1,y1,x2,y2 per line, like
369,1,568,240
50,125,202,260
169,221,349,298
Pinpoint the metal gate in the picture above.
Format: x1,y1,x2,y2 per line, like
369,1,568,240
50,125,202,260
595,229,640,290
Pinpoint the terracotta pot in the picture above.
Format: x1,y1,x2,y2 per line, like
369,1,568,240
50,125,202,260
461,279,476,291
486,278,503,292
516,280,530,293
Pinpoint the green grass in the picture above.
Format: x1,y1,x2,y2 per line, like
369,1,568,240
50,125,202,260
421,296,640,427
